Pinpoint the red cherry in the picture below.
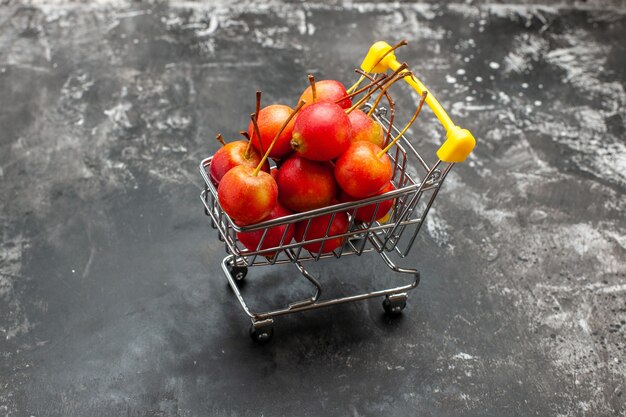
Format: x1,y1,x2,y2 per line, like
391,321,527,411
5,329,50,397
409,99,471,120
217,165,277,226
247,104,296,159
299,79,352,109
277,155,337,212
335,141,392,198
291,102,352,161
340,182,395,222
294,212,349,254
347,109,384,147
209,140,269,184
237,201,294,254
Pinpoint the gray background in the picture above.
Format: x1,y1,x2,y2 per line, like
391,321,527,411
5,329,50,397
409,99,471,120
1,1,625,416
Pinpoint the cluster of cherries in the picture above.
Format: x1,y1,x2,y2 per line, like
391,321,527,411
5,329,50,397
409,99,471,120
209,69,426,255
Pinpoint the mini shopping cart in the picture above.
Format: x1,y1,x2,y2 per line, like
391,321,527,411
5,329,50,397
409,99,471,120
199,41,476,343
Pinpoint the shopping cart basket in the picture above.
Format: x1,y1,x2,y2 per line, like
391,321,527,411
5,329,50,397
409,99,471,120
199,41,476,343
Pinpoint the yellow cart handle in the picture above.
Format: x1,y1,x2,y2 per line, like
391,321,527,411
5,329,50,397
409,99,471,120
361,41,476,163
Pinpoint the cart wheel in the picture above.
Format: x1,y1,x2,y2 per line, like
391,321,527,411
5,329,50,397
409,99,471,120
250,322,274,344
383,294,407,315
228,264,247,283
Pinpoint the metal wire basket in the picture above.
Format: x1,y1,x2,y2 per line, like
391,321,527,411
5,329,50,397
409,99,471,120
199,41,475,343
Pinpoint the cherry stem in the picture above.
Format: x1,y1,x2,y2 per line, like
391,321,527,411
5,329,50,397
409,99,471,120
240,131,253,159
255,91,262,119
366,74,383,96
250,113,264,155
377,91,427,158
356,69,396,147
346,39,409,94
345,62,408,114
346,74,365,95
253,100,306,176
367,69,411,117
216,133,226,147
308,74,316,101
339,73,389,103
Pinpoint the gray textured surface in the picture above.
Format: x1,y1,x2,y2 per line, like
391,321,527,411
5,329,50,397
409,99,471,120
1,1,625,416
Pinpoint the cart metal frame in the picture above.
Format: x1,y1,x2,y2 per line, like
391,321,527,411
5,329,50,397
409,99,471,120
198,40,475,342
200,107,455,343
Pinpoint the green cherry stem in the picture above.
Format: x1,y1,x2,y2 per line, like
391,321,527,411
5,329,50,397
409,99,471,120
338,73,389,103
377,91,427,158
367,69,411,117
345,62,409,114
356,69,396,147
240,131,253,159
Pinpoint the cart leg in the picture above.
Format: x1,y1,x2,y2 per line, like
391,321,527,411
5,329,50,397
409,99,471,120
383,293,408,315
291,258,322,305
250,318,274,344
